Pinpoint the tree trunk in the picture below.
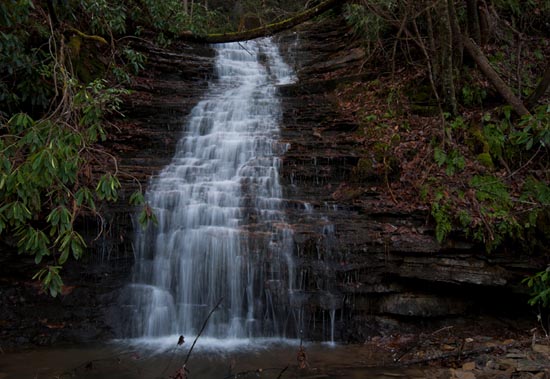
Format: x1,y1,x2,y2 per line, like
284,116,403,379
437,0,458,115
448,0,463,68
466,0,481,44
526,66,550,110
462,36,529,116
46,0,59,26
478,0,491,45
426,8,438,80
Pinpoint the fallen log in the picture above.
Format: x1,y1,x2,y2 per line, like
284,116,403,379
462,36,530,116
181,0,343,44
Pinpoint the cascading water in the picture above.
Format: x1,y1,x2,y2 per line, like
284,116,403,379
125,38,297,342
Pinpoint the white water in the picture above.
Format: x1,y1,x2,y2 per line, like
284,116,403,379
125,39,297,344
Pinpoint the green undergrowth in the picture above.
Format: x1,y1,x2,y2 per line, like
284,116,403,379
429,105,550,249
430,107,550,310
0,0,165,296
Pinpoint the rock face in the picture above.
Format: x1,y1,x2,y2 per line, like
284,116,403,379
0,16,541,349
273,16,539,341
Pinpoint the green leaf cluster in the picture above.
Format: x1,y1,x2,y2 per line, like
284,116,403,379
0,79,129,296
469,175,521,251
523,269,550,308
511,105,550,151
344,2,395,56
434,147,466,176
431,193,452,243
0,0,53,116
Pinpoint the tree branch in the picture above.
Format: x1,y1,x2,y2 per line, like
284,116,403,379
180,0,343,43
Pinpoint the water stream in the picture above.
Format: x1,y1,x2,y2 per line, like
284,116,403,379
124,38,297,343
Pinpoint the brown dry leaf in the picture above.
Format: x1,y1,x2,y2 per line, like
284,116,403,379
60,285,76,296
462,361,476,371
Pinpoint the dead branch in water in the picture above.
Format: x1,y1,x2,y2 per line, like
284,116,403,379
183,297,224,367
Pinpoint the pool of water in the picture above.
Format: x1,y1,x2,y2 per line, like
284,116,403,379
0,339,435,379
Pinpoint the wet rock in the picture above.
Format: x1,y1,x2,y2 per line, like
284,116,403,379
276,13,537,340
517,360,546,372
496,358,518,370
378,294,469,317
532,344,550,355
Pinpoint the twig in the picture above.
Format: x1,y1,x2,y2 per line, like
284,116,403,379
395,326,454,362
507,145,542,179
397,339,531,367
160,336,186,378
183,297,224,366
431,325,454,336
276,366,289,379
237,42,254,56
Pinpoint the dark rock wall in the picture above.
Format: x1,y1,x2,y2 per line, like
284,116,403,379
0,16,541,349
275,16,538,342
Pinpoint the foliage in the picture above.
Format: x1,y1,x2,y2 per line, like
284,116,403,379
431,191,452,243
125,0,230,38
492,0,550,33
343,2,395,55
84,0,127,35
523,268,550,308
0,80,130,296
434,147,466,176
0,0,155,296
511,105,550,151
461,83,487,107
0,0,52,116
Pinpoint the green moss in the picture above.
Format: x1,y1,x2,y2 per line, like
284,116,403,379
75,44,106,84
353,157,376,180
67,35,82,58
466,124,489,154
476,152,494,168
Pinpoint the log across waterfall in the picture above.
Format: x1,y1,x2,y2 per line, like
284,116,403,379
124,38,298,341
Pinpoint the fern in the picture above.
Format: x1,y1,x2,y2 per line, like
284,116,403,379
470,175,510,206
521,177,550,205
432,201,452,243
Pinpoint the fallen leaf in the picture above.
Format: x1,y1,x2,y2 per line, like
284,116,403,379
462,361,476,371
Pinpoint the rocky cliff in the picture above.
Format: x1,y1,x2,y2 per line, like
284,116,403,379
0,14,541,349
275,15,539,341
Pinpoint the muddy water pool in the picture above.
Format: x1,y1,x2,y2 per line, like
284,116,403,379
0,339,437,378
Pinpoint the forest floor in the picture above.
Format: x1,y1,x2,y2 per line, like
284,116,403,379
323,30,550,254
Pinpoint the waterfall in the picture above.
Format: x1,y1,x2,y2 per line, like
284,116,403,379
125,38,296,341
